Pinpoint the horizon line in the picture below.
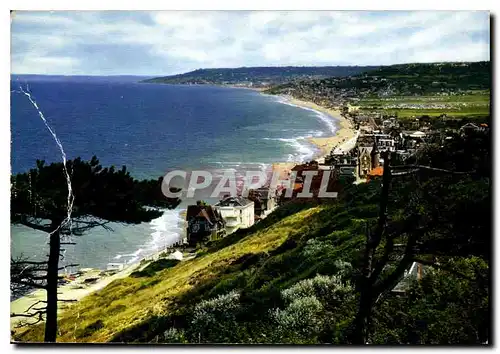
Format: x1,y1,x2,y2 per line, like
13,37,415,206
10,60,490,77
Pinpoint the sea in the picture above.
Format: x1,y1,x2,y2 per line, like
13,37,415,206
10,75,339,270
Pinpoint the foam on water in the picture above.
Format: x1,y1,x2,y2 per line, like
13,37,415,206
263,136,317,163
264,96,340,163
146,209,184,251
274,96,338,135
113,209,185,264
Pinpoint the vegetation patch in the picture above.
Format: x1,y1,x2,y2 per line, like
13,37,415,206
131,259,181,278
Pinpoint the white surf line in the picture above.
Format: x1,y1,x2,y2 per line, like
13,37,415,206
16,86,75,239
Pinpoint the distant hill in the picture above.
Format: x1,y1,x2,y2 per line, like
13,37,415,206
141,66,380,87
362,61,491,92
265,61,491,104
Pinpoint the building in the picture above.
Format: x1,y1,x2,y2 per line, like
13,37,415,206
391,262,426,296
357,138,380,179
186,202,226,247
214,196,255,234
358,132,396,152
328,152,358,178
460,122,489,135
382,117,399,129
377,135,396,152
401,130,426,150
248,187,277,218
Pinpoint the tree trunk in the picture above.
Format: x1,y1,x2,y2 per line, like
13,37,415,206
44,228,60,342
351,287,373,344
350,152,392,344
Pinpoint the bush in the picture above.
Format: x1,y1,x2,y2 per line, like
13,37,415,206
270,296,324,343
130,259,180,278
162,328,187,343
333,260,354,278
281,274,354,307
302,238,335,258
189,290,242,343
266,274,356,343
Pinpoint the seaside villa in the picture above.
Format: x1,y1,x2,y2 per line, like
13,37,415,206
186,202,226,247
214,196,255,234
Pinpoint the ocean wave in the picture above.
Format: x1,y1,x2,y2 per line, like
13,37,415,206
269,136,317,163
112,209,185,264
273,96,338,135
210,162,271,174
147,209,184,250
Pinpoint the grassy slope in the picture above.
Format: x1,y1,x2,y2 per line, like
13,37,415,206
14,202,339,342
16,182,380,343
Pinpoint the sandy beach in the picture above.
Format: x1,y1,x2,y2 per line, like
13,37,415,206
11,93,357,333
10,263,143,330
268,96,358,183
287,98,357,160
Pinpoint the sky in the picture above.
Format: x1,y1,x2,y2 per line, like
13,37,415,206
10,10,490,76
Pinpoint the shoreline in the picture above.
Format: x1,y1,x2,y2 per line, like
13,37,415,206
10,245,186,331
268,94,357,162
285,97,357,161
269,95,358,182
11,90,357,332
11,263,140,330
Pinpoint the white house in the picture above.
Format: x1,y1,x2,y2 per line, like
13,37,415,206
214,196,255,234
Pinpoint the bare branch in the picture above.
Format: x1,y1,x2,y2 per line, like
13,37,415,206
25,275,48,281
13,280,47,290
391,164,474,175
31,307,47,311
25,300,47,313
12,310,45,329
374,229,422,295
58,264,79,270
11,310,45,318
11,260,48,265
14,216,53,233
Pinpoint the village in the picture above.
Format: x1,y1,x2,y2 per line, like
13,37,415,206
178,104,490,250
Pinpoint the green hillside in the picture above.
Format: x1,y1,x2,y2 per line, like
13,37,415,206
265,61,491,103
363,62,491,92
15,129,490,344
141,66,379,86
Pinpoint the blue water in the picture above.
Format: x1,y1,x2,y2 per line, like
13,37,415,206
10,76,338,269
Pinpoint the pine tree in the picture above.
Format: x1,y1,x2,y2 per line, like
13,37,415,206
10,156,181,342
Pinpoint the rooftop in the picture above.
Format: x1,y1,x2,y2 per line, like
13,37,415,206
215,196,253,207
186,205,223,224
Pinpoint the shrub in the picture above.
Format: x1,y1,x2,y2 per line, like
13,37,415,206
162,328,187,343
333,260,354,278
281,274,354,307
270,296,324,343
130,259,180,277
302,238,335,258
189,290,242,343
267,274,356,343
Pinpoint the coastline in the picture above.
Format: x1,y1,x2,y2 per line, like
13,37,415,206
285,97,356,160
11,90,357,333
269,95,358,182
10,263,140,330
10,246,187,331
